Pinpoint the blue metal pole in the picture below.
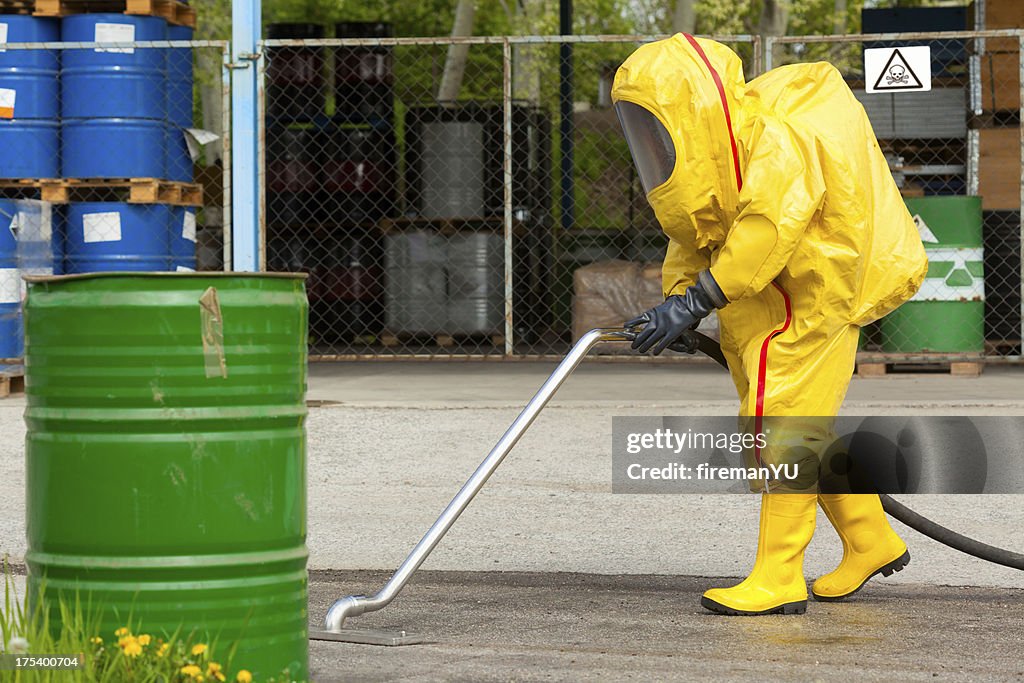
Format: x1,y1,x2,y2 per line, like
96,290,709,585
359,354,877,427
230,0,261,271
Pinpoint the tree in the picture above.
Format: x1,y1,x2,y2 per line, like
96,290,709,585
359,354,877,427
673,0,696,33
758,0,789,37
437,0,477,101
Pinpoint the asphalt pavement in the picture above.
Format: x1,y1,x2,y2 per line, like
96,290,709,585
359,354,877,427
2,362,1023,681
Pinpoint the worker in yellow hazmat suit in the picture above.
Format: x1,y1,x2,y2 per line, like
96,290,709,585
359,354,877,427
613,34,928,615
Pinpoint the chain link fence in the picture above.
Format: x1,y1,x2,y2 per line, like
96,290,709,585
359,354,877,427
766,30,1022,363
0,27,231,366
259,33,759,359
1,27,1019,364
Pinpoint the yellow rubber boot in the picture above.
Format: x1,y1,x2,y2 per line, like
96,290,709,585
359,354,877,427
701,493,817,615
812,494,910,601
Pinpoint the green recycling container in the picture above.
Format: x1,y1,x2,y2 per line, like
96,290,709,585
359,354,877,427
881,196,984,353
24,273,309,681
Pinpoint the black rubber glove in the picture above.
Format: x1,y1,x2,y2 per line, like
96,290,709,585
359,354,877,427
625,273,725,355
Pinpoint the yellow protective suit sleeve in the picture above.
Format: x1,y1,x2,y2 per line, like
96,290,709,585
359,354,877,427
709,117,826,303
663,236,710,299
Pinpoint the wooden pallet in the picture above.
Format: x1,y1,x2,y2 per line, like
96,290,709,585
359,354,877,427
0,178,203,206
856,354,984,378
985,338,1022,354
31,0,196,27
0,177,49,200
0,373,25,399
0,0,35,14
380,331,505,349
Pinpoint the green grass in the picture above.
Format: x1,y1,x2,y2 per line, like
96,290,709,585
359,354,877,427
1,559,288,683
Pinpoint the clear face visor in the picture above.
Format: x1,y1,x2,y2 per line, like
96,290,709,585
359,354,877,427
614,100,677,195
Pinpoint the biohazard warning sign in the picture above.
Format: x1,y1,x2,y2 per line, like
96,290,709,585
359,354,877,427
865,46,931,93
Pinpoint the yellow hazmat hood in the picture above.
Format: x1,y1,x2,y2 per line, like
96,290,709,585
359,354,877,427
611,34,746,248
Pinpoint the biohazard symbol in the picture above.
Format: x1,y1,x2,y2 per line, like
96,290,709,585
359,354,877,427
872,49,924,91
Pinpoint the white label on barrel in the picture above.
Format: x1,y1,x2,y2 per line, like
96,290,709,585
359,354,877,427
182,211,196,242
911,247,985,302
0,24,8,52
0,269,20,304
95,23,135,54
0,88,14,119
82,211,122,243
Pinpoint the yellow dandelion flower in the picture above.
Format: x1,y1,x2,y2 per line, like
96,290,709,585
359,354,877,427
90,636,103,646
207,662,226,682
157,642,170,658
191,643,208,657
181,664,202,678
235,671,253,683
122,638,143,658
138,634,151,646
114,627,130,637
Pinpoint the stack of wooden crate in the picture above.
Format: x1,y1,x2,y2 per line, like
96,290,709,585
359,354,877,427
977,0,1022,210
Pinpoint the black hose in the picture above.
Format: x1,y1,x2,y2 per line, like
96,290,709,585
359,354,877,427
879,494,1024,570
692,335,1024,572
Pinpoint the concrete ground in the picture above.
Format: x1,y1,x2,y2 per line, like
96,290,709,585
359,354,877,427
2,361,1024,680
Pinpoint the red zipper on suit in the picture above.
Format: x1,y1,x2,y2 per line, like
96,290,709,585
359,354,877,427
753,282,793,466
680,34,792,466
682,33,743,193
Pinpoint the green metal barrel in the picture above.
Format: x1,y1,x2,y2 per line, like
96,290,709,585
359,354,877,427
24,273,309,681
881,197,985,353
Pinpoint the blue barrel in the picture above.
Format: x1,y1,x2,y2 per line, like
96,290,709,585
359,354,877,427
166,123,193,181
170,206,197,270
0,17,59,178
62,118,165,178
61,15,167,120
64,202,172,272
0,119,58,178
166,24,193,127
0,200,23,362
0,17,60,119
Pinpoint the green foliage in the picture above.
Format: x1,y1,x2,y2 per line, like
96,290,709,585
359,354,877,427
0,560,288,683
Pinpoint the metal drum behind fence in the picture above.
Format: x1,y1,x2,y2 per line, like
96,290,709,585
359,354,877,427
406,104,552,221
308,229,383,342
60,14,167,120
266,126,321,225
333,22,393,120
447,231,504,335
62,118,166,178
266,23,324,122
384,229,448,334
64,202,172,272
170,206,197,271
0,17,60,178
0,119,59,178
166,24,194,127
166,123,193,181
321,126,396,223
881,196,985,352
0,16,60,119
24,272,309,681
0,200,22,362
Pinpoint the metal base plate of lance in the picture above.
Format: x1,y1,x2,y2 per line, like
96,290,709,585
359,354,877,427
308,630,425,646
311,327,711,645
